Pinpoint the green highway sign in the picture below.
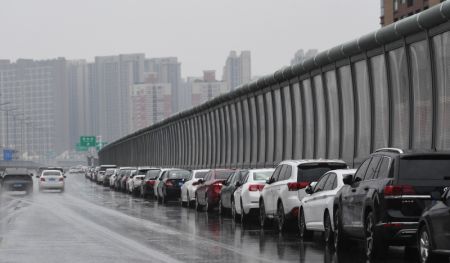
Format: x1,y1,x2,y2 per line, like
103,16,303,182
80,136,96,147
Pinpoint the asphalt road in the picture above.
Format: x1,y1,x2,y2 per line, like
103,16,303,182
0,174,426,263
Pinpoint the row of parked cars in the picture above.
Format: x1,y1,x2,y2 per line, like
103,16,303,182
85,148,450,263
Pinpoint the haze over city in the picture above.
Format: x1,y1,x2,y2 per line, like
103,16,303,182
0,0,379,77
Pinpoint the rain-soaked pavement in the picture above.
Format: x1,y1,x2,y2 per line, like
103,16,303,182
0,174,426,263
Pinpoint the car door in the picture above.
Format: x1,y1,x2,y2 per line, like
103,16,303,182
319,174,337,229
198,172,212,204
341,158,371,232
430,189,450,250
235,171,249,213
221,172,237,208
270,165,289,214
264,165,282,214
157,172,167,197
306,174,330,228
353,156,381,231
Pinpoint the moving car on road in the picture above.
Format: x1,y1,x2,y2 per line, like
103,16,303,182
259,159,347,232
195,169,235,212
333,148,450,259
156,169,191,203
232,168,275,223
298,169,356,244
418,187,450,263
0,168,33,194
38,169,66,192
180,169,209,207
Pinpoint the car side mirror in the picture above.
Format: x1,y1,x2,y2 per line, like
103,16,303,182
305,185,313,195
63,175,67,178
430,191,442,201
266,178,273,185
343,174,353,185
235,181,241,187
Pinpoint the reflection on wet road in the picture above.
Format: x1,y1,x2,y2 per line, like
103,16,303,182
0,175,422,263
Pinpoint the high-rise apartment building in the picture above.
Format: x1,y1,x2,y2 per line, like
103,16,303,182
222,51,251,91
380,0,444,26
95,54,145,142
144,57,182,113
191,71,229,107
290,49,319,65
129,80,172,132
0,58,69,159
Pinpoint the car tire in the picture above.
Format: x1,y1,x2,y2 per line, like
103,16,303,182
218,199,224,216
240,199,248,226
205,195,212,212
418,225,447,263
232,199,239,222
195,194,203,211
333,207,348,251
187,193,194,208
364,211,387,260
299,208,312,239
276,201,286,232
259,199,271,229
323,211,333,245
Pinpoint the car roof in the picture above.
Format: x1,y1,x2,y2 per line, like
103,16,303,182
328,169,357,175
279,159,347,166
42,169,62,173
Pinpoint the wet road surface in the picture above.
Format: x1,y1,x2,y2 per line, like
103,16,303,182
0,174,429,263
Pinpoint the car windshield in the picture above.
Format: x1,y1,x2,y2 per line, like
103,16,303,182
146,170,161,180
297,163,346,182
215,171,234,180
137,169,150,175
43,171,61,176
253,171,273,181
167,170,190,179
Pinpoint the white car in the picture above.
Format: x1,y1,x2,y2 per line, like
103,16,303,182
109,169,119,188
180,169,209,207
233,168,275,223
39,169,65,192
128,167,152,196
153,168,175,199
298,169,356,244
259,159,347,232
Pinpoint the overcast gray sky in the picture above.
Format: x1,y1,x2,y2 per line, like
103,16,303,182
0,0,380,77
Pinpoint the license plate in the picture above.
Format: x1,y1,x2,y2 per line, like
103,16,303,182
13,184,23,188
49,178,55,181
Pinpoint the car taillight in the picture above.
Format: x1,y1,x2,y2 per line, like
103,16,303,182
59,177,64,181
40,177,45,182
287,182,309,191
213,183,222,194
165,180,174,187
248,184,265,191
384,185,416,196
147,180,155,186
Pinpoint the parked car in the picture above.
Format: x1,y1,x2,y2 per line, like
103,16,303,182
195,169,235,212
38,169,66,192
97,164,117,184
128,167,152,196
124,169,137,193
298,169,356,244
418,187,450,263
333,148,450,259
156,169,191,203
103,168,116,187
232,168,275,223
180,169,209,207
259,159,347,232
140,168,162,198
108,169,119,188
113,167,135,191
219,170,246,215
0,168,33,194
153,168,176,199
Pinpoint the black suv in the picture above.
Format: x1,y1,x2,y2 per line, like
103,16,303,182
333,148,450,259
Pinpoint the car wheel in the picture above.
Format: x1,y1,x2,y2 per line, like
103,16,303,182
259,199,271,229
299,208,312,239
240,199,247,225
195,194,203,211
232,199,239,222
187,193,194,208
276,201,286,232
364,211,387,259
218,199,223,216
323,211,333,245
417,225,446,263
